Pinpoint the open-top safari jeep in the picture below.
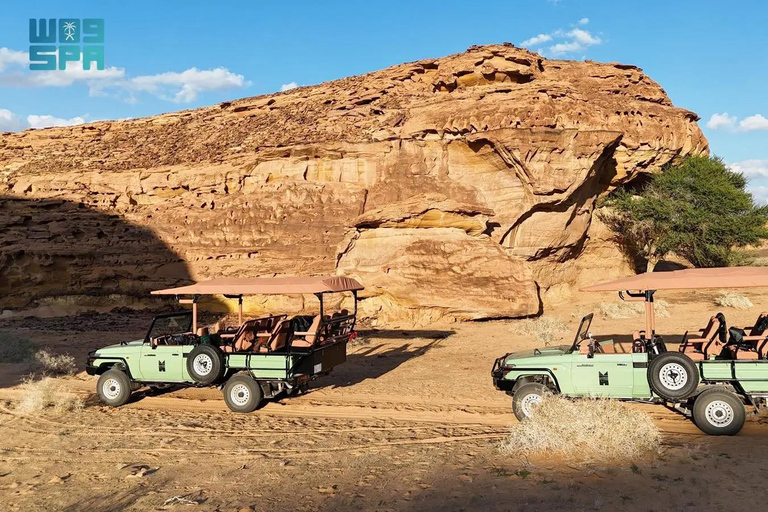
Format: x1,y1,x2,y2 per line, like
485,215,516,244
87,276,362,412
493,268,768,435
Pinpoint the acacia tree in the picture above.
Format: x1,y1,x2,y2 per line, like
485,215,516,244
601,156,768,271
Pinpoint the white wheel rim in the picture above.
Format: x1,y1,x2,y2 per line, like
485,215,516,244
193,354,213,376
659,362,688,390
520,393,543,418
704,400,734,427
102,378,121,400
230,383,250,407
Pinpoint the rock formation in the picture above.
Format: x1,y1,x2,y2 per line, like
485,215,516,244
0,44,708,322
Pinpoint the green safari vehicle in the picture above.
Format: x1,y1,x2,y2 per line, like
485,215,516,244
87,276,362,412
493,268,768,435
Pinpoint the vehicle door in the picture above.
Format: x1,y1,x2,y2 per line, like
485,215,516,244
139,343,185,382
570,341,635,397
137,313,192,382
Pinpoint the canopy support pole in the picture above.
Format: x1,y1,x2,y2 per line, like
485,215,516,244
238,295,243,324
644,290,656,337
178,296,200,333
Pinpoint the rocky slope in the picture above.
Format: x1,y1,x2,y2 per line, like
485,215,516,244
0,44,707,322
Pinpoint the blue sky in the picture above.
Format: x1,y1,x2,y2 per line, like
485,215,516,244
1,0,767,198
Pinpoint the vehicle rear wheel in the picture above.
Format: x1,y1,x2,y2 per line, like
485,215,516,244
692,387,745,436
187,345,225,385
648,352,699,401
97,369,132,407
512,382,549,421
222,375,263,413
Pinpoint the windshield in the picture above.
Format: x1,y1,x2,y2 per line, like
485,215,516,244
145,313,193,342
571,313,594,351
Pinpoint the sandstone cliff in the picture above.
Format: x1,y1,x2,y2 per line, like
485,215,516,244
0,44,708,322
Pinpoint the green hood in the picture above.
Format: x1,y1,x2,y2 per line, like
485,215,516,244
505,345,571,361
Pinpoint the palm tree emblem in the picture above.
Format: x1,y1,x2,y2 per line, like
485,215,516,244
63,22,76,41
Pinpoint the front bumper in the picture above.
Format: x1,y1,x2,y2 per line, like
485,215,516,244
492,354,515,391
85,351,99,375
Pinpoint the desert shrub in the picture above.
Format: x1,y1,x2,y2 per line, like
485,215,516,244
17,377,84,414
0,332,34,363
34,349,77,375
714,291,753,310
596,300,671,319
515,316,569,345
500,395,660,462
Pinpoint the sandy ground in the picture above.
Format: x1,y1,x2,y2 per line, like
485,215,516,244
2,289,768,511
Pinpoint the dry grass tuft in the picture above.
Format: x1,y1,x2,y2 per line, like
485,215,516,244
515,316,569,345
500,395,660,462
0,332,34,363
714,291,753,310
16,377,84,414
34,350,77,375
596,300,670,319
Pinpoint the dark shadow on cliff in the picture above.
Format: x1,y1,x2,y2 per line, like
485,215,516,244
0,196,212,386
0,196,199,311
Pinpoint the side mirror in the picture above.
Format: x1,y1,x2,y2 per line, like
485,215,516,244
587,340,595,359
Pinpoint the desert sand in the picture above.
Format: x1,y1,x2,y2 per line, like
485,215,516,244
2,289,768,511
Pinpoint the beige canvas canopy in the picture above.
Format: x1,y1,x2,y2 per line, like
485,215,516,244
152,276,363,332
581,267,768,292
581,267,768,335
152,276,364,296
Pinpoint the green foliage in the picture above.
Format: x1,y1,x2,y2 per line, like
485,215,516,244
601,156,768,268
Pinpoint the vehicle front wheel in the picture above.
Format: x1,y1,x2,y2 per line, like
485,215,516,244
222,375,263,413
648,352,699,401
512,382,549,421
97,369,132,407
692,388,745,436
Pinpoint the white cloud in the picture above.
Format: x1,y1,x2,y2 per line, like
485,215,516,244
0,108,22,131
128,67,248,103
0,48,28,72
728,160,768,204
739,114,768,132
26,114,86,129
567,28,601,46
706,112,768,132
280,82,298,92
520,24,602,56
520,34,553,47
729,159,768,179
706,112,737,130
0,48,250,103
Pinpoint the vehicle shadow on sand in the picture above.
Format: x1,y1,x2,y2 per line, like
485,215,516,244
307,329,454,390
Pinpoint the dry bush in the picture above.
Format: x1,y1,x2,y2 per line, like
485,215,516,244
34,349,77,375
596,300,670,319
16,377,84,414
714,291,753,310
515,316,569,345
0,332,34,363
500,395,660,462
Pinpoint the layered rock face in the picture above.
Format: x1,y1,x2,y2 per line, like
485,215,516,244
0,44,707,322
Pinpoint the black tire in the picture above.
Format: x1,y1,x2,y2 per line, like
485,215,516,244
187,345,225,385
512,382,549,421
692,387,745,436
648,352,699,401
222,375,263,413
97,368,132,407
